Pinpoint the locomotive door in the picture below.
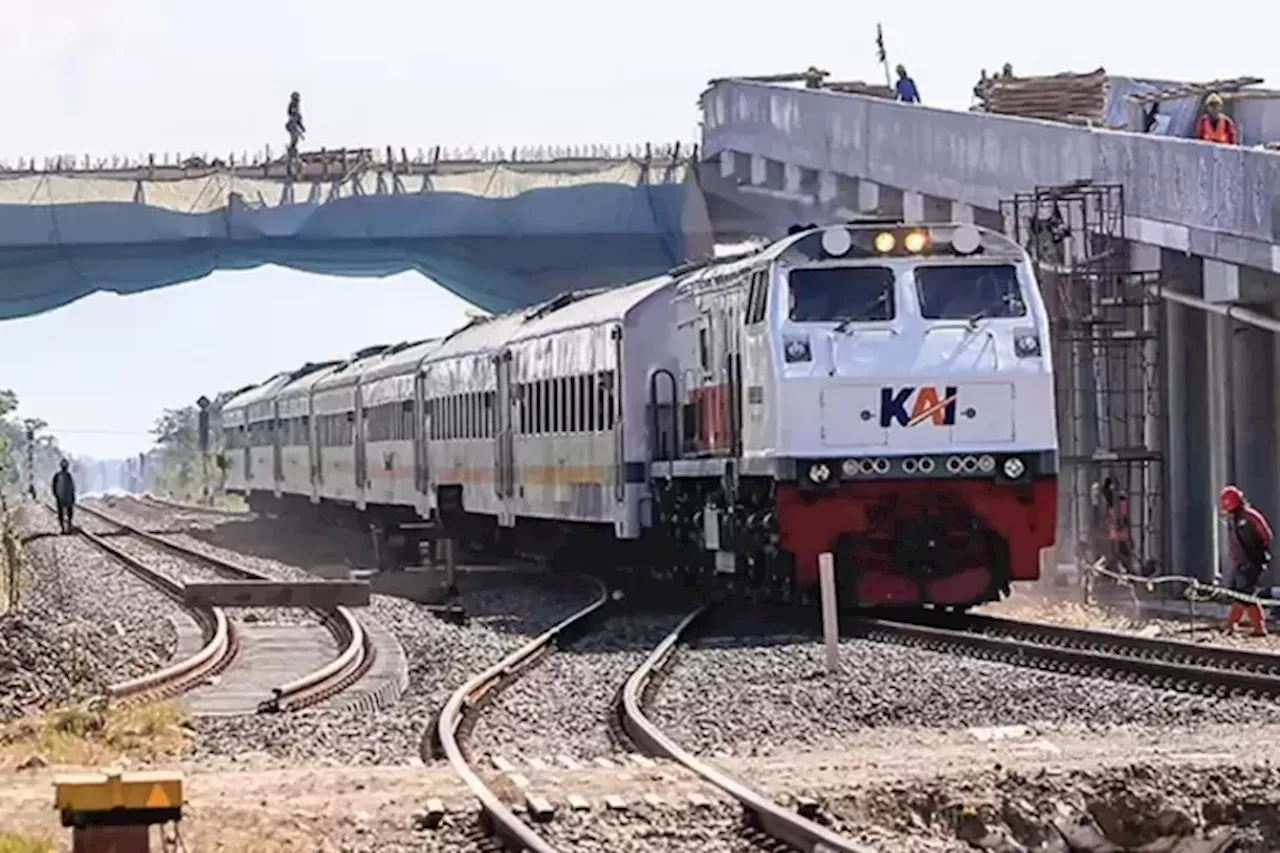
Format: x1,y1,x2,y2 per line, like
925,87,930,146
492,350,516,527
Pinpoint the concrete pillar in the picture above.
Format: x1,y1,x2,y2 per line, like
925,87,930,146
1206,311,1231,581
902,190,925,223
719,150,735,179
750,154,767,186
1233,321,1275,539
1130,243,1162,570
1164,281,1188,576
951,200,975,224
817,171,838,206
1204,258,1241,303
857,179,879,213
783,163,802,195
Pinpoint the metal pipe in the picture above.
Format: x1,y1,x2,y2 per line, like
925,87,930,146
1154,286,1280,335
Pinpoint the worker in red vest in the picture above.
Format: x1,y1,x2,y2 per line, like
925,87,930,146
1196,93,1239,145
1220,485,1272,636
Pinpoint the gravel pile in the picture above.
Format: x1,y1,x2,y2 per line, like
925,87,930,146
468,610,685,765
649,634,1280,757
0,610,111,722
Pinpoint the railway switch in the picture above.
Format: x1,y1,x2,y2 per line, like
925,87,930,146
55,769,183,853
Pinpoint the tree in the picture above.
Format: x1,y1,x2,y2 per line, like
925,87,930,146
150,395,228,499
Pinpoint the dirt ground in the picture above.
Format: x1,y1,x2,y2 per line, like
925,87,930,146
6,722,1280,851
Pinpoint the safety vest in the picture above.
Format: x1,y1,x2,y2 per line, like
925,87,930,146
1107,496,1131,542
1198,115,1236,144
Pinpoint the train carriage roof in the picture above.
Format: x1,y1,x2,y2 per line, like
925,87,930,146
223,372,293,413
507,274,673,344
359,337,445,383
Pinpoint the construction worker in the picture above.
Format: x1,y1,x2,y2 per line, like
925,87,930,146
51,460,76,534
894,65,920,104
1102,477,1132,575
286,92,306,161
1219,485,1272,636
1196,93,1238,145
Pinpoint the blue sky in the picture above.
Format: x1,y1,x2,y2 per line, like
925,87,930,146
1,0,1274,457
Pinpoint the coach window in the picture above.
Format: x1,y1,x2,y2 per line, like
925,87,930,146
698,325,710,370
789,266,895,323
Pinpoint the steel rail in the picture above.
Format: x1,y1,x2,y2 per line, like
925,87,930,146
78,500,368,713
434,577,610,853
949,612,1280,675
621,606,876,853
857,616,1280,698
43,502,237,700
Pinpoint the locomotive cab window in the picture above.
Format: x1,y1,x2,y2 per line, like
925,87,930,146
915,263,1026,320
788,266,895,323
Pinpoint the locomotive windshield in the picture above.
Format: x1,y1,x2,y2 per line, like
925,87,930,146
787,266,895,323
915,264,1027,320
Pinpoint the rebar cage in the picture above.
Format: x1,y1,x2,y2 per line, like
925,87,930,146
1002,183,1169,580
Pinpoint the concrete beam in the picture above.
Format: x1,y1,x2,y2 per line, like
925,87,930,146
719,150,735,179
1204,258,1241,303
857,179,879,213
818,171,838,205
750,154,767,186
951,201,975,224
784,163,802,195
902,190,924,223
182,580,370,609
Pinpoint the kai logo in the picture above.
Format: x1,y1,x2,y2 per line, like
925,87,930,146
879,385,958,428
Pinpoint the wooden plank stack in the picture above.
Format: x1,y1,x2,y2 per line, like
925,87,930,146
974,68,1109,123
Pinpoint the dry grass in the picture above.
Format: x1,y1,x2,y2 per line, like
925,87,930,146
0,700,188,769
0,833,55,853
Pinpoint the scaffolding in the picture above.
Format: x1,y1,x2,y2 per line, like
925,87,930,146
1002,183,1169,584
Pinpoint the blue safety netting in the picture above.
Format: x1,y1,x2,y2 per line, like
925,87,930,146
0,178,706,320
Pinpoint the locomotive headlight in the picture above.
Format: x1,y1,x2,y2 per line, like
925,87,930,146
903,230,928,253
1014,332,1041,358
1002,457,1026,479
808,463,832,484
873,231,896,253
951,225,981,255
978,454,995,473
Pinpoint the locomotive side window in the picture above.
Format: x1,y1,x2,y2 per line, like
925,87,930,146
788,266,895,323
746,270,769,324
915,264,1026,320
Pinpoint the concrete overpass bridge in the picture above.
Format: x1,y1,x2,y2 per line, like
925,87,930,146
698,78,1280,587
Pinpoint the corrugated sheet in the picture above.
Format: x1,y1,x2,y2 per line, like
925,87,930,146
1104,76,1202,138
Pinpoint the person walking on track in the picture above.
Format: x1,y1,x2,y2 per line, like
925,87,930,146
1219,485,1272,637
52,459,76,534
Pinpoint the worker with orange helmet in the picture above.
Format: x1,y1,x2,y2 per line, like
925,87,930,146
1219,485,1273,636
1196,93,1239,145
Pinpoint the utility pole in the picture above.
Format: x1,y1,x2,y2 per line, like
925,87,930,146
197,396,211,505
23,421,37,500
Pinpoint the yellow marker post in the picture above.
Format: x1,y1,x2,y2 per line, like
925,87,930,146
54,769,183,853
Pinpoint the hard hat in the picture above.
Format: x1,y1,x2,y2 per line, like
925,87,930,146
1206,92,1224,107
1220,485,1244,512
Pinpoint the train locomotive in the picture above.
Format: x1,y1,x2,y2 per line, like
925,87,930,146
219,222,1057,608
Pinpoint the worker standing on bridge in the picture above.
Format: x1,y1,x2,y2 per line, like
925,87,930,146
286,91,306,161
1196,93,1239,145
894,65,921,104
52,460,76,534
1220,486,1272,636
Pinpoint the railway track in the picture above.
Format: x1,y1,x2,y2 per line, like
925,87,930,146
857,610,1280,699
66,500,371,713
434,583,874,853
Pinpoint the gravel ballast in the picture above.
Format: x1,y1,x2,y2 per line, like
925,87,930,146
648,633,1280,758
0,504,181,721
468,610,687,765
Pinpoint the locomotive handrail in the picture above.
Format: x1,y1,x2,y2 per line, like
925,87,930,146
621,607,877,853
648,367,679,477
